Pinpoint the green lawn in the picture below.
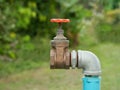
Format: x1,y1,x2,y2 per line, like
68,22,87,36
0,43,120,90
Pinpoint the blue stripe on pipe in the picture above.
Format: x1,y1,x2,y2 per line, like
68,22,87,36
82,76,101,90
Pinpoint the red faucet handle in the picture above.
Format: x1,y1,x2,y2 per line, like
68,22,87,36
50,19,70,23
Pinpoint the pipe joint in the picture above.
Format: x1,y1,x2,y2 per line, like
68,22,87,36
71,50,101,76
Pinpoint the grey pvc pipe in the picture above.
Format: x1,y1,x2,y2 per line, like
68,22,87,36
77,50,101,76
71,50,101,76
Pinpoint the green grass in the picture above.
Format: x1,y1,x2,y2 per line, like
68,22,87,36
94,43,120,90
0,42,119,90
0,37,50,77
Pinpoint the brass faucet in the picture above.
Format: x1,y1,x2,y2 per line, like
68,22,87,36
50,19,70,69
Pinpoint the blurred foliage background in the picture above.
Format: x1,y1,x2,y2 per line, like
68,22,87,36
0,0,120,75
0,0,120,90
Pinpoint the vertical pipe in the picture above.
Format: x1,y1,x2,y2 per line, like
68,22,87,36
82,76,101,90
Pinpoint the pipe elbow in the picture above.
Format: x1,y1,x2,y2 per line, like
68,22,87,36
78,50,101,76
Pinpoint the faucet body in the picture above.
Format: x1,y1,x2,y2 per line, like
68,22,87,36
50,28,70,69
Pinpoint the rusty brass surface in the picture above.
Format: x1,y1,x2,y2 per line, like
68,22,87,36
50,29,70,69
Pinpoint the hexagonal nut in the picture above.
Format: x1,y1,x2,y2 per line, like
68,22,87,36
71,50,77,69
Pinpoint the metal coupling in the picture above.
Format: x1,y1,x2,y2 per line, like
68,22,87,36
70,50,101,75
71,50,77,69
